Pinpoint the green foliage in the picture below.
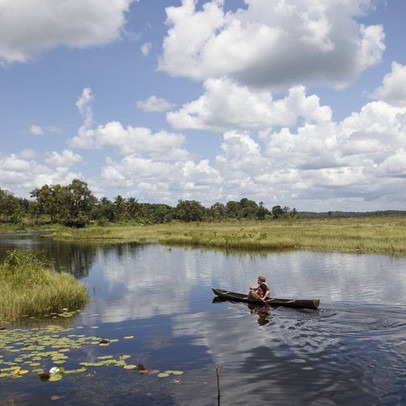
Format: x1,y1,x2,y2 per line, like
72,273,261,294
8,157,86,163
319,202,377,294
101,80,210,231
0,189,21,222
4,179,406,229
0,250,88,319
175,200,206,222
31,179,96,228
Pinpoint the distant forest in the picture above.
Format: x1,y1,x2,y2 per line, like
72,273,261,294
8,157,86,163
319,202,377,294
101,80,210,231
0,179,405,227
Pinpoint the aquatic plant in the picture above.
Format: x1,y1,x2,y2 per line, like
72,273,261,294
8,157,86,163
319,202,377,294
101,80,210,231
48,217,406,254
0,250,89,320
0,324,183,382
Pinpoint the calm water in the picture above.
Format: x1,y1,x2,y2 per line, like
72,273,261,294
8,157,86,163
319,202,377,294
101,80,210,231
0,237,405,405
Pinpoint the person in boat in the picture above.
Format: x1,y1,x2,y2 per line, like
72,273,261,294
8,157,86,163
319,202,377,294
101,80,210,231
248,276,270,303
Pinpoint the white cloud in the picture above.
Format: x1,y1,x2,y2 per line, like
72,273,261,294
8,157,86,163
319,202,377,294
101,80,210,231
70,87,96,149
159,0,385,88
45,150,83,168
70,88,188,158
0,0,135,64
0,153,82,196
29,125,44,135
140,42,152,56
167,78,331,131
48,126,63,135
77,121,189,159
61,71,406,209
137,95,175,112
371,62,406,107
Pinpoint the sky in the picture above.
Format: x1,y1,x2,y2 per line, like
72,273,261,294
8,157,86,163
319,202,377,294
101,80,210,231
1,0,406,211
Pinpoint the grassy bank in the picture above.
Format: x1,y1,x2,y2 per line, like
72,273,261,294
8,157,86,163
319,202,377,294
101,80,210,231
0,251,88,321
50,217,406,254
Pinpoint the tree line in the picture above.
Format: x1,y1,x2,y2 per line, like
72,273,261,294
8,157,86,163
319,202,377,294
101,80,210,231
0,179,298,227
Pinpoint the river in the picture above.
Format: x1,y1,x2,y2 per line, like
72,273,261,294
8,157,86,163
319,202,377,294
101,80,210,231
0,236,405,405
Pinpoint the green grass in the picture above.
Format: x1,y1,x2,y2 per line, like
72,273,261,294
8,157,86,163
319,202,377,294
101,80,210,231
50,217,406,254
0,251,89,321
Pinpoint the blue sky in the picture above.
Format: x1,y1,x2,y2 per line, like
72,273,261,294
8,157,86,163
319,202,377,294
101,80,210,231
1,0,406,211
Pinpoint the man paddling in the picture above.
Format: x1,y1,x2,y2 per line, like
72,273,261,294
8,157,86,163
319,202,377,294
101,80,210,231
248,276,270,303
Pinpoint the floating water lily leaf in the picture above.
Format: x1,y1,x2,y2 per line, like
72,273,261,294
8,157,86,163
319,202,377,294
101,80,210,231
124,336,134,340
64,367,87,374
164,370,184,375
51,395,61,401
97,355,113,360
119,355,131,360
123,365,137,370
157,373,170,378
48,373,62,382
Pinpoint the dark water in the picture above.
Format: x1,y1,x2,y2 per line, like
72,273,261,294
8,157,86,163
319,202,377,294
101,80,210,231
0,237,405,405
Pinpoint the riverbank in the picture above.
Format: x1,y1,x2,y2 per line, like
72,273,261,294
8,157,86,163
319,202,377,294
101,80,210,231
0,251,88,321
47,217,406,254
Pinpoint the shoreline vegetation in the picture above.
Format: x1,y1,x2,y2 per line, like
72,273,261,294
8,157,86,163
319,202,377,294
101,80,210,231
0,251,88,321
30,217,406,255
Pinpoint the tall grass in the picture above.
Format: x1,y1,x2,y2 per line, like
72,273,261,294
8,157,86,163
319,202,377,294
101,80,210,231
51,217,406,254
0,250,88,320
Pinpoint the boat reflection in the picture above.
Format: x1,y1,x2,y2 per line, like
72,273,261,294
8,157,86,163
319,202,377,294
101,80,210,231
212,297,272,325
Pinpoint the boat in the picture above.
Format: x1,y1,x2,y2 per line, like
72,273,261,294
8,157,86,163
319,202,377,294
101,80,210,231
212,288,320,310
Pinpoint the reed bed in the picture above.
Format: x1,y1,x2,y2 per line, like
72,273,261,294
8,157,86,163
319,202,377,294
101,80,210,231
0,251,88,320
52,217,406,254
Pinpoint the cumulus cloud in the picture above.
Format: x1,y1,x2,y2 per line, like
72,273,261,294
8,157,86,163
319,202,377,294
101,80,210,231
0,0,135,64
159,0,385,88
97,99,406,208
99,155,222,203
0,152,83,196
45,150,83,168
29,125,44,136
167,78,332,131
137,95,176,112
371,62,406,107
66,72,406,210
70,88,188,159
72,121,189,159
140,42,152,56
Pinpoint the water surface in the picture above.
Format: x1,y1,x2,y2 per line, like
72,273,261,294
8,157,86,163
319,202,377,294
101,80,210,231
0,238,405,405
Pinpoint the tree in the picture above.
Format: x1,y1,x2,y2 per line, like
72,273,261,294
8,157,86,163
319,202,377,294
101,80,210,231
226,201,240,218
0,189,20,222
63,179,97,227
114,195,127,222
271,205,285,219
175,200,206,222
239,198,258,219
257,201,268,220
127,197,141,220
31,184,66,223
208,202,226,221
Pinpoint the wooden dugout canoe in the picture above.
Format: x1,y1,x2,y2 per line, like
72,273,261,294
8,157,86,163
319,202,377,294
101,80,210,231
212,288,320,310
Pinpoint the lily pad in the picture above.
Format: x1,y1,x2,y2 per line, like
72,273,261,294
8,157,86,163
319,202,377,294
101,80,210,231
48,373,63,382
64,367,87,374
123,365,137,370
